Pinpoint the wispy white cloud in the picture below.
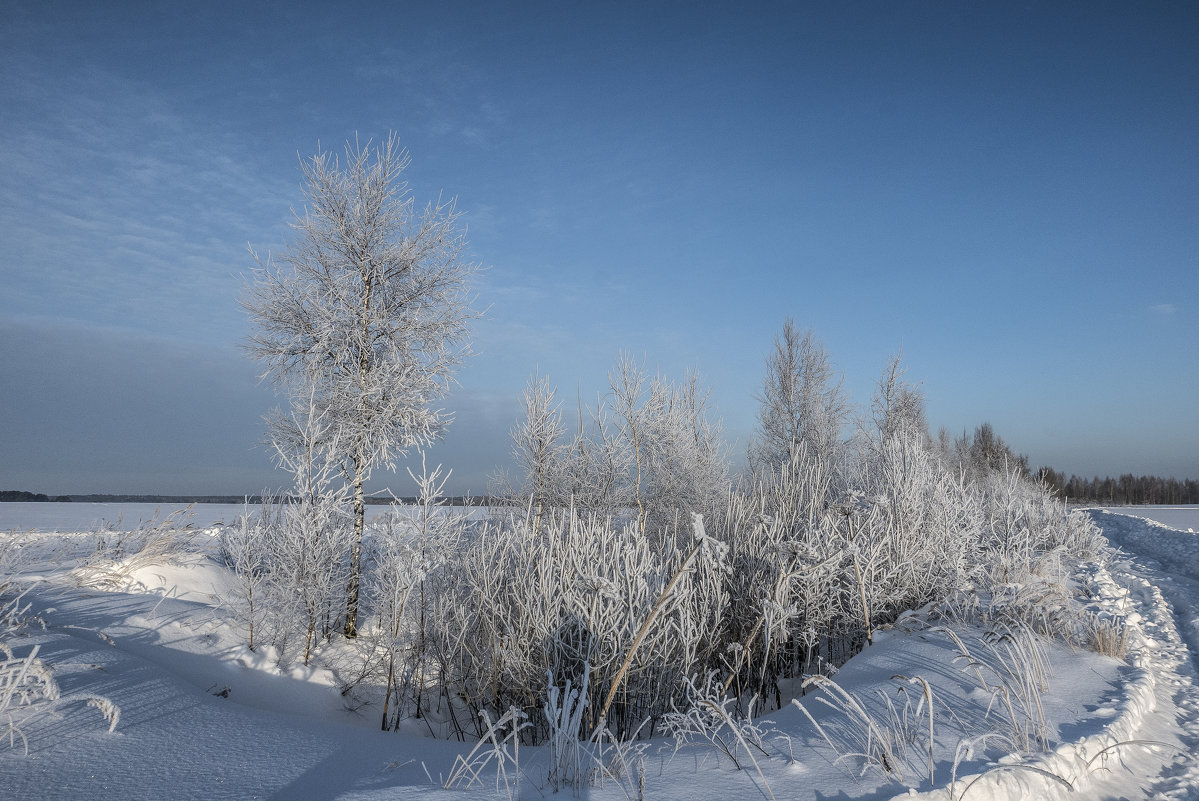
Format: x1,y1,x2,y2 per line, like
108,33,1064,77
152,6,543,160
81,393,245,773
351,42,508,150
0,64,299,345
1149,303,1177,315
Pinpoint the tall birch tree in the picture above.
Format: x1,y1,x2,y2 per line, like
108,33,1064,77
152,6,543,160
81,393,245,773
243,133,479,637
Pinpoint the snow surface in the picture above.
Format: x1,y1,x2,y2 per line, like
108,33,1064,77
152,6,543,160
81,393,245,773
1,509,1198,800
1085,505,1199,534
0,502,400,533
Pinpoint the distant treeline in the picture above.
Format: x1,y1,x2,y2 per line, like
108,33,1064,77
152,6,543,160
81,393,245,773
0,490,72,502
0,490,491,506
1035,470,1199,505
1,490,271,504
11,472,1199,508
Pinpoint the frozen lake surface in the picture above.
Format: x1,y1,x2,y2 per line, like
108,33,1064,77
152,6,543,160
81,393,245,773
1083,504,1199,532
3,501,1196,534
0,501,438,532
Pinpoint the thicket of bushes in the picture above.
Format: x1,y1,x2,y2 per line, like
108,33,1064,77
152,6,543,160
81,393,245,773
218,324,1106,744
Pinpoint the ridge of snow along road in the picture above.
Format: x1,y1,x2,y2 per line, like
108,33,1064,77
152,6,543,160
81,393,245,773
893,509,1199,801
892,562,1158,801
1094,508,1199,797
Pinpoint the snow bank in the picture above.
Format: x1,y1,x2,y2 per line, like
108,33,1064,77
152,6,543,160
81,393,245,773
4,511,1196,800
890,561,1159,801
889,511,1199,801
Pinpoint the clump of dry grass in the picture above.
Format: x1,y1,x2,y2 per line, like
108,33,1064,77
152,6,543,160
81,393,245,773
790,672,936,784
1,537,120,754
71,507,200,592
939,623,1052,753
1084,612,1129,659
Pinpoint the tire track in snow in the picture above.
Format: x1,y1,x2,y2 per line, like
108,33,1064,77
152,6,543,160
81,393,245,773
1091,510,1199,800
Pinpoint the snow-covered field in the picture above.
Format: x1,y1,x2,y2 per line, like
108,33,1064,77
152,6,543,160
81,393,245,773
6,503,1186,540
1,507,1198,799
0,502,402,533
1084,505,1199,533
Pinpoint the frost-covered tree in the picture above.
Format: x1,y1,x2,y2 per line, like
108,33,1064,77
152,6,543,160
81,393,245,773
496,357,730,534
605,353,656,527
870,352,928,447
243,133,479,637
640,368,730,531
749,319,849,476
559,392,625,516
501,373,567,529
939,422,1031,483
604,355,731,532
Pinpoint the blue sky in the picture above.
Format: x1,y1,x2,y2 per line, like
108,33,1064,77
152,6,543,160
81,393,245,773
2,1,1196,495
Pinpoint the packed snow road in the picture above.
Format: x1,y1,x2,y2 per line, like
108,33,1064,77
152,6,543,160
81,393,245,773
1087,509,1199,800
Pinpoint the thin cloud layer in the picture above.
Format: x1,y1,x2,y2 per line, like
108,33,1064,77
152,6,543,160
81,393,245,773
2,3,1197,491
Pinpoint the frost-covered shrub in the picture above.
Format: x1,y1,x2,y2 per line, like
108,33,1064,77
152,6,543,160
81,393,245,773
415,409,1106,748
220,397,357,666
855,434,982,609
220,493,349,666
219,506,280,653
710,452,841,702
713,430,986,703
919,463,1111,652
711,420,1103,712
273,495,348,664
429,510,727,741
371,457,472,730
